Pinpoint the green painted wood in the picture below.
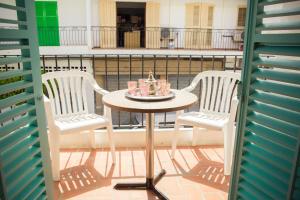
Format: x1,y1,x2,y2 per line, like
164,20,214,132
252,58,300,70
252,68,300,84
0,18,27,25
0,29,29,39
0,69,31,80
0,1,53,199
254,46,300,56
0,126,37,153
0,92,34,109
255,34,300,45
0,103,35,124
0,3,25,11
0,80,33,96
0,56,31,65
0,44,29,50
250,91,300,112
35,1,60,46
256,23,300,31
246,122,297,150
248,102,300,125
229,0,300,199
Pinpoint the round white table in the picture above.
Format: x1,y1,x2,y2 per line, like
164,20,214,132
103,89,197,200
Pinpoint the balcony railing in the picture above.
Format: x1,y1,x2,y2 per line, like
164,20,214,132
36,26,244,50
1,54,243,129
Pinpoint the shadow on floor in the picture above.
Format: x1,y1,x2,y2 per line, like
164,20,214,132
54,150,115,199
172,147,230,192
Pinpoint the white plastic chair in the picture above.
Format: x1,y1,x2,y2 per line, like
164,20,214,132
42,70,116,181
171,70,240,175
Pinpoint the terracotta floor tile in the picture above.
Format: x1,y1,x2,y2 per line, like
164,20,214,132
54,146,229,199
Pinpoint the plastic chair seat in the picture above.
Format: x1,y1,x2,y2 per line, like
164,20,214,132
55,113,109,133
177,112,229,130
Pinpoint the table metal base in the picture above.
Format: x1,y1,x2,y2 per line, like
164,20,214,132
114,169,168,200
114,113,168,200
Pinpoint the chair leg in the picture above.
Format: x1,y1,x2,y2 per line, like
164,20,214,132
107,123,116,164
171,121,180,159
192,127,198,146
49,128,60,181
223,124,233,175
89,130,96,149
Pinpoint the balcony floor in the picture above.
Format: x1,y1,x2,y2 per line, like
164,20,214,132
53,145,229,200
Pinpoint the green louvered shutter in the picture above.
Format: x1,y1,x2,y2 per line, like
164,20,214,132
0,0,53,199
229,0,300,199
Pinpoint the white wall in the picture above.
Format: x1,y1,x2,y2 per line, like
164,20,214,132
57,0,87,26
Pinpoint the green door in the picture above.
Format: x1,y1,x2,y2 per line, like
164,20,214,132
0,0,53,199
229,0,300,199
36,1,60,46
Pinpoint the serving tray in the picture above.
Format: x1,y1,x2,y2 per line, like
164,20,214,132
125,90,175,101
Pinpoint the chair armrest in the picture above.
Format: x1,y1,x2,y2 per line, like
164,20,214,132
85,73,109,95
43,95,55,126
181,85,194,92
229,96,239,123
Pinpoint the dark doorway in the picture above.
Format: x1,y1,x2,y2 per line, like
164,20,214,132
116,2,146,48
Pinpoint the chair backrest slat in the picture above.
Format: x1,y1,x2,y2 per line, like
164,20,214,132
49,79,61,117
188,71,240,114
82,79,89,112
42,71,93,118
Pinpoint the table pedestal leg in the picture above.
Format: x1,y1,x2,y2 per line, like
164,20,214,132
114,113,168,200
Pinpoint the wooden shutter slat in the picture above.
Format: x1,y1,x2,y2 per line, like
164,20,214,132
0,92,34,109
242,155,290,183
240,170,286,199
0,29,29,39
238,180,274,199
0,3,25,11
246,122,297,150
0,80,33,96
0,18,27,25
243,143,291,173
254,46,300,56
253,58,300,70
1,135,39,163
0,126,37,152
244,132,294,162
252,68,300,84
255,34,300,45
241,164,288,194
15,177,45,200
0,115,36,138
257,11,300,19
0,44,30,50
250,91,300,112
0,69,32,80
251,80,300,99
258,0,298,7
6,157,42,188
248,102,300,125
0,56,31,65
27,185,46,200
9,167,44,199
247,113,299,139
256,23,300,31
2,145,40,176
0,103,35,124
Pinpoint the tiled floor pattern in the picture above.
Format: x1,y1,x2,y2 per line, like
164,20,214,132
53,146,229,200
